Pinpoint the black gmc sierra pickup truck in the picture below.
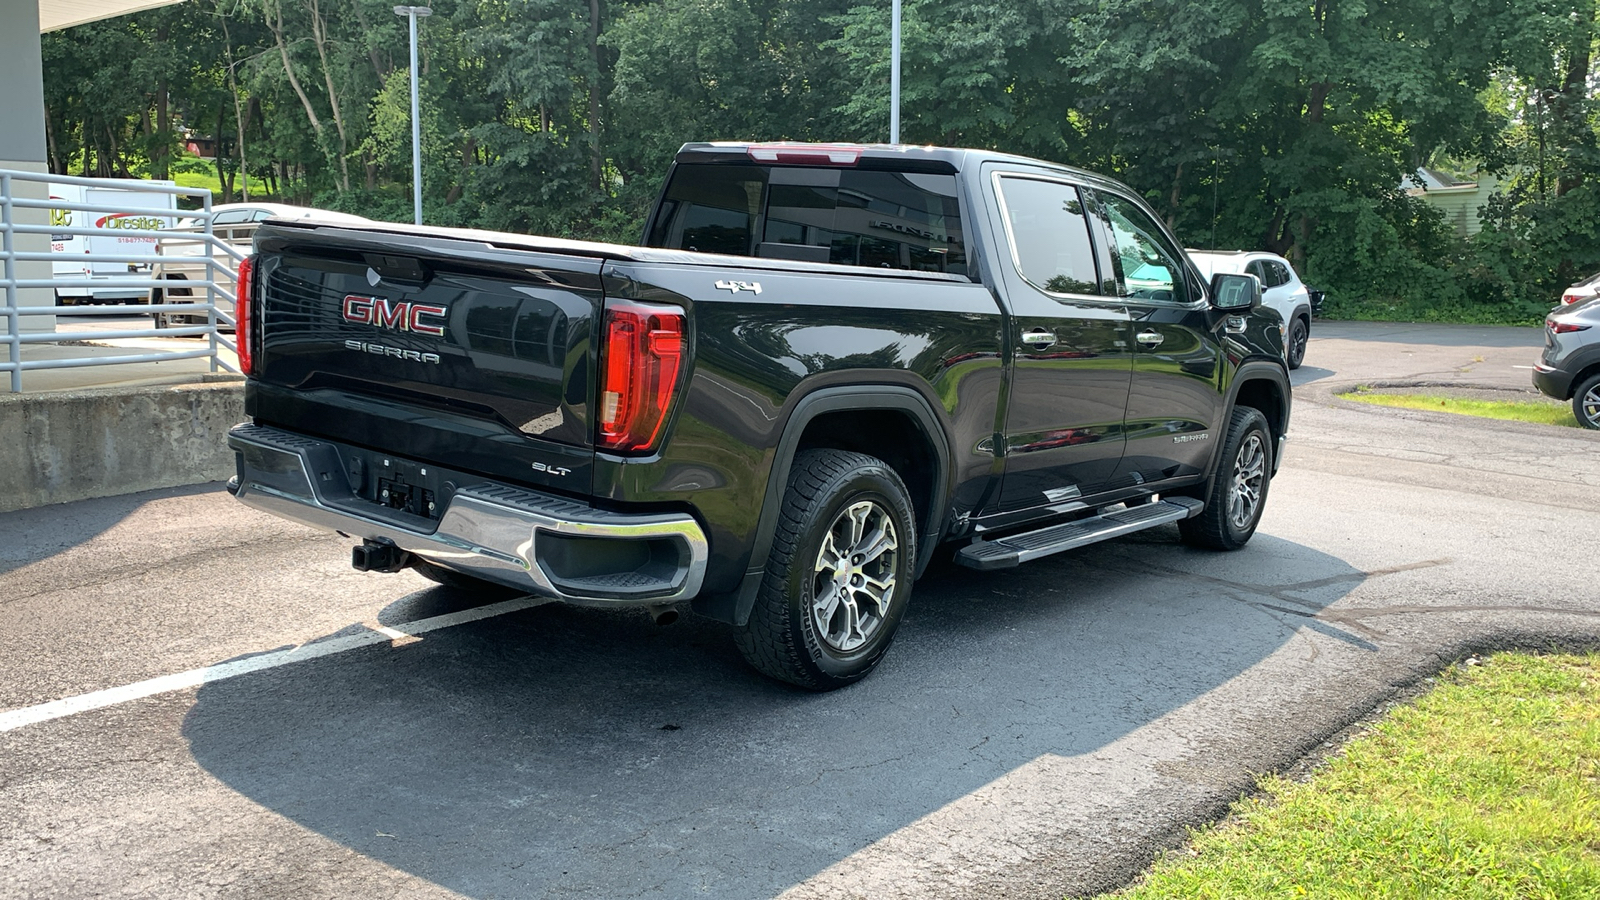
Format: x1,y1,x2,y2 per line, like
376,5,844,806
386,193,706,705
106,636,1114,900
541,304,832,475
227,142,1290,689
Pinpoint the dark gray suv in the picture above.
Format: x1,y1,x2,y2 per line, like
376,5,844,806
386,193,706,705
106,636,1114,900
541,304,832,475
1534,297,1600,429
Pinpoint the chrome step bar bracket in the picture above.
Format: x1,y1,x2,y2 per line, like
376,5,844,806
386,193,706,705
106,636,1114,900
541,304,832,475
955,497,1204,571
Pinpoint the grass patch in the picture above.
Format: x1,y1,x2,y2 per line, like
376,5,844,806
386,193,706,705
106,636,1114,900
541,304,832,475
1111,652,1600,899
1340,390,1580,428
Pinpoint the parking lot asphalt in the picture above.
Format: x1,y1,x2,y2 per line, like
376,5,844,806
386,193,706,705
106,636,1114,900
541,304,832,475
2,322,1597,899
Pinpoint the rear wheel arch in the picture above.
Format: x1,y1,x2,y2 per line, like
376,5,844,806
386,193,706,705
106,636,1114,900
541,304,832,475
795,407,939,541
1566,359,1600,401
697,386,953,627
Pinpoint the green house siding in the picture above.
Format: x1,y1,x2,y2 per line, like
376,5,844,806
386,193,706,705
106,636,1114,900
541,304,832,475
1410,174,1499,237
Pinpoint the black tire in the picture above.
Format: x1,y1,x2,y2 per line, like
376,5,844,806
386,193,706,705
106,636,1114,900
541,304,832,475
735,449,917,690
1179,406,1274,551
151,289,167,329
1286,317,1308,370
1574,373,1600,430
410,557,524,597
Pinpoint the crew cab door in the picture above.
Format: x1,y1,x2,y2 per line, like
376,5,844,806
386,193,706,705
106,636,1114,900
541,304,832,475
986,171,1133,512
1086,189,1225,486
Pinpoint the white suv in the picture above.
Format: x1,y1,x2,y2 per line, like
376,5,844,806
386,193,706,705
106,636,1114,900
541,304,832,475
1187,250,1314,370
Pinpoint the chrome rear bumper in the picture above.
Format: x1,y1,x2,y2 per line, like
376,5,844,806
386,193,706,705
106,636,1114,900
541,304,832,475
227,423,708,604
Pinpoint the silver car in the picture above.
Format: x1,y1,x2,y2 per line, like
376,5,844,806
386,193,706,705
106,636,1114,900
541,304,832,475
1533,297,1600,429
149,203,370,329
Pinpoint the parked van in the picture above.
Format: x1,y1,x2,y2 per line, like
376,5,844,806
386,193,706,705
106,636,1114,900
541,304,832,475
50,181,180,305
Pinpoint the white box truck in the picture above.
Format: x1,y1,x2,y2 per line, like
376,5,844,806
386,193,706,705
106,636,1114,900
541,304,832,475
49,181,181,305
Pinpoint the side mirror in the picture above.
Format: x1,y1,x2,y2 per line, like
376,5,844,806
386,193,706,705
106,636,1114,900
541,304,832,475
1210,272,1260,311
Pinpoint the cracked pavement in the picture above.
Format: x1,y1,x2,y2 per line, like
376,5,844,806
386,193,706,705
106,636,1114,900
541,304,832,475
2,321,1598,899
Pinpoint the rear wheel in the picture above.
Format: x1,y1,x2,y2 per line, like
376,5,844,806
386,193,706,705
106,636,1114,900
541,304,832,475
1575,373,1600,430
1286,317,1308,370
735,449,917,690
1179,407,1274,550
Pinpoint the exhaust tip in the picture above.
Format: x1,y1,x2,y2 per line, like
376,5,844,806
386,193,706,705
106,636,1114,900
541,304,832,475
647,604,680,627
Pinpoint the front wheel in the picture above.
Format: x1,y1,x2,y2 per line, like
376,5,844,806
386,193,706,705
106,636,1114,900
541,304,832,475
1286,317,1308,370
1574,373,1600,430
1179,407,1274,550
735,449,917,690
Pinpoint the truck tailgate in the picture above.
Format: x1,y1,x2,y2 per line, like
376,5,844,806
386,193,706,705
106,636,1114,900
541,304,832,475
247,222,606,495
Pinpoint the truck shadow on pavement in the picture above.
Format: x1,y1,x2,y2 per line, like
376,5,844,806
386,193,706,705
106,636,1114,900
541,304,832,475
0,483,220,577
182,529,1368,899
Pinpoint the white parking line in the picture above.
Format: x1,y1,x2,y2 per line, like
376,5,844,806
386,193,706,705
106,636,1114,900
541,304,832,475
0,596,547,734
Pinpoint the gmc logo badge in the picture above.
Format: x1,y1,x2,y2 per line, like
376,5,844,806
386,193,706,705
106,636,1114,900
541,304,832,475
343,295,447,337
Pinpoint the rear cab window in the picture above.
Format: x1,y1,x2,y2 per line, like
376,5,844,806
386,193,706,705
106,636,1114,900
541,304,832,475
647,163,967,276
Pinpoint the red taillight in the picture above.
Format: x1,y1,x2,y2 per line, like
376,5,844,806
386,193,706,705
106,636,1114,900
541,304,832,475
746,143,863,166
1550,320,1590,334
1561,291,1584,305
236,254,255,375
597,300,686,453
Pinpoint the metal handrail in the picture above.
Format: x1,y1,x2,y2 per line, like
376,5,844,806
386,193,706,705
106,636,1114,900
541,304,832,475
1,168,240,392
7,196,195,219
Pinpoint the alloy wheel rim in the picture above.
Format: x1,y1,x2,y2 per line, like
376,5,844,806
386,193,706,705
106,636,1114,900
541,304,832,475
1227,434,1266,530
810,499,899,653
1584,385,1600,427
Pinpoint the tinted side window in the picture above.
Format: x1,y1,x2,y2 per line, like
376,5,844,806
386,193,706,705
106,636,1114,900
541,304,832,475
648,164,966,275
997,176,1100,295
1268,261,1292,287
1096,193,1189,305
646,164,769,256
213,209,253,225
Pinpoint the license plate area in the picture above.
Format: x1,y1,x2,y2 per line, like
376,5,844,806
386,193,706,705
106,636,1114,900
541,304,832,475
343,449,444,522
377,477,437,519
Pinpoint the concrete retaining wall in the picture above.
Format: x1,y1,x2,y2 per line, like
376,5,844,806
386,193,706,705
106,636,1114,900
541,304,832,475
1,382,244,514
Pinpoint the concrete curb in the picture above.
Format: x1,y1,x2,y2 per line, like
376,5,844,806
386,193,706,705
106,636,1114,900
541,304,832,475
1,380,243,514
1297,377,1600,441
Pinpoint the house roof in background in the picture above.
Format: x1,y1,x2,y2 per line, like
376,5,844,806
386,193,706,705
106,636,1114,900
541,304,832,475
39,0,184,32
1400,167,1476,191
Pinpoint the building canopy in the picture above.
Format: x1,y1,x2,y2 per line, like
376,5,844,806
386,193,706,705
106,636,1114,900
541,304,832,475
39,0,184,33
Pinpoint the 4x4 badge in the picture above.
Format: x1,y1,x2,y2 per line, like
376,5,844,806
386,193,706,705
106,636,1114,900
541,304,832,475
714,279,762,295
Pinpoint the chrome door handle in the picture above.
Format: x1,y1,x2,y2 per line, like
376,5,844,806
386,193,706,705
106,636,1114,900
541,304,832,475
1135,330,1165,347
1021,329,1057,349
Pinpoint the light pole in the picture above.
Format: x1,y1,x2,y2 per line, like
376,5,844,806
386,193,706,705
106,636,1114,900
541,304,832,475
890,0,901,144
394,5,432,225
